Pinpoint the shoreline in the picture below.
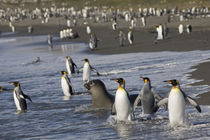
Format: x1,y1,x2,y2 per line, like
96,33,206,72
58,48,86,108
1,17,210,105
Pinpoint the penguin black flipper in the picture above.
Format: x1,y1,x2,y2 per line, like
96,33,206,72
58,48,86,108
185,96,201,113
129,94,140,106
65,76,73,95
23,94,32,102
90,65,100,76
181,89,201,113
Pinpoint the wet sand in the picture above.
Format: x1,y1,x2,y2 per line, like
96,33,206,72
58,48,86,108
189,60,210,105
1,16,210,105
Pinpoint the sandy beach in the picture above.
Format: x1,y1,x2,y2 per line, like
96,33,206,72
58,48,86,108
1,15,210,105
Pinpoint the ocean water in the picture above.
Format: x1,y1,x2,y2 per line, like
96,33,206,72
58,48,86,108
0,35,210,139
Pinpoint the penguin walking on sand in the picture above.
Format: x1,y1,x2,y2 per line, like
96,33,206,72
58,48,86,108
111,78,133,121
60,71,73,97
89,33,99,50
186,24,192,34
112,21,117,30
128,29,134,45
66,56,77,77
157,24,163,40
9,81,32,111
77,58,100,83
178,23,184,34
118,30,126,47
133,77,162,115
86,25,91,35
157,79,201,127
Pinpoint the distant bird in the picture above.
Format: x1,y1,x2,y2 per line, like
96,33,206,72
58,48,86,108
127,29,134,45
89,33,99,50
158,79,201,127
60,71,73,97
133,77,162,115
48,34,53,47
178,23,184,34
28,26,33,33
86,25,91,35
186,24,192,34
156,24,163,40
112,21,117,30
118,30,126,47
77,58,100,83
111,78,133,121
9,81,32,111
66,56,77,77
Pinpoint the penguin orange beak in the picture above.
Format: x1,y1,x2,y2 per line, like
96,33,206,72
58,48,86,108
110,79,118,82
163,80,172,84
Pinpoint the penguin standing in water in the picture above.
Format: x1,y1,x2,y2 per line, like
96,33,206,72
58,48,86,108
133,77,162,115
60,71,73,97
158,79,201,127
48,34,53,49
111,78,133,121
127,29,134,45
77,58,100,83
89,33,99,50
9,81,32,111
66,56,77,77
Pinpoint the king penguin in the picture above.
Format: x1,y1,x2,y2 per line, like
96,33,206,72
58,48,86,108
111,78,133,121
133,77,162,115
66,56,77,77
77,58,100,83
157,79,201,127
127,29,134,45
9,81,32,111
60,71,73,97
89,33,98,50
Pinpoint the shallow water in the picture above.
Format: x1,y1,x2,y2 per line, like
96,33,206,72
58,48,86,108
0,35,210,139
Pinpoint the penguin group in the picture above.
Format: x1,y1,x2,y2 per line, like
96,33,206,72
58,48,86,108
2,4,206,129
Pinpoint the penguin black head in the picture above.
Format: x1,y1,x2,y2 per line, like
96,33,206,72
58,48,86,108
164,79,179,86
111,78,125,87
9,81,20,87
0,85,2,92
66,56,70,59
82,58,89,62
60,71,67,75
141,77,150,83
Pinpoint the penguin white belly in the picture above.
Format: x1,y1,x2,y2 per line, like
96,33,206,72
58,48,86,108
61,77,71,96
128,33,132,44
13,92,21,110
168,89,185,126
89,42,94,49
66,60,72,76
83,64,90,83
115,90,131,121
